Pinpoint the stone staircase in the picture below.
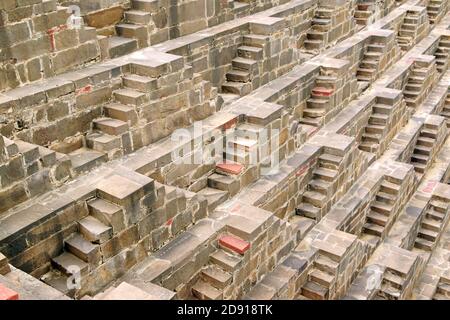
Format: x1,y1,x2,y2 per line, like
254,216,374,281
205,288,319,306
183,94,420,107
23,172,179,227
362,179,401,240
299,252,338,300
191,235,247,300
354,1,375,26
359,103,394,153
296,151,343,221
67,73,149,174
434,36,450,74
409,125,439,179
300,76,338,127
303,7,333,52
396,10,420,51
432,279,450,300
426,0,447,25
439,89,450,126
221,35,263,98
375,268,407,300
357,43,385,83
413,198,448,251
403,61,434,108
99,0,159,59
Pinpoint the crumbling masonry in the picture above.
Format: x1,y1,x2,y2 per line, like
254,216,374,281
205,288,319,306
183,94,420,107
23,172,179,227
1,0,450,300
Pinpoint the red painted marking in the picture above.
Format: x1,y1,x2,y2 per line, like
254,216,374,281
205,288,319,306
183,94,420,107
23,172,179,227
0,284,19,300
219,235,250,255
76,85,92,95
231,203,241,213
422,180,437,194
47,25,68,52
216,162,244,175
222,118,238,130
166,218,173,226
312,87,334,97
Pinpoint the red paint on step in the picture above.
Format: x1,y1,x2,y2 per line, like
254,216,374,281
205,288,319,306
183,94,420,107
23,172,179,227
312,87,334,97
222,118,238,130
219,235,250,255
0,284,19,300
216,162,243,175
166,218,173,226
47,25,68,52
76,85,92,95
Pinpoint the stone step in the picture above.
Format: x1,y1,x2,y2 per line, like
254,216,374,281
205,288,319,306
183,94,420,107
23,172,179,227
296,202,320,219
93,117,129,136
313,167,338,182
51,252,89,277
232,57,258,72
380,181,400,195
222,81,252,96
426,209,445,221
123,74,156,92
307,98,330,109
436,283,450,296
302,190,326,207
308,179,331,195
192,279,222,300
315,255,339,274
104,103,138,126
359,141,379,153
15,140,40,164
304,39,323,50
414,145,432,156
69,148,107,174
301,281,328,300
116,24,146,42
113,88,148,106
357,67,376,77
416,136,434,147
362,132,381,143
303,107,326,118
300,116,322,127
405,82,423,92
363,222,384,237
218,235,250,255
367,43,385,53
415,237,434,251
220,93,240,107
87,198,125,233
86,132,121,153
430,199,448,212
309,269,334,288
378,283,401,299
365,124,385,134
234,123,265,139
312,17,331,25
411,153,428,164
307,30,325,41
364,51,383,61
418,227,439,242
376,191,396,205
125,10,152,24
210,249,242,273
373,104,393,115
197,187,229,212
355,17,369,26
367,211,389,226
360,59,379,69
316,8,334,18
201,265,232,289
355,10,372,18
65,233,101,264
224,148,250,165
369,113,388,125
237,46,263,60
132,0,159,12
226,69,251,82
207,173,239,197
227,136,258,152
371,201,393,216
79,215,113,244
243,34,268,48
318,153,342,169
108,36,138,59
420,128,438,139
421,217,441,232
